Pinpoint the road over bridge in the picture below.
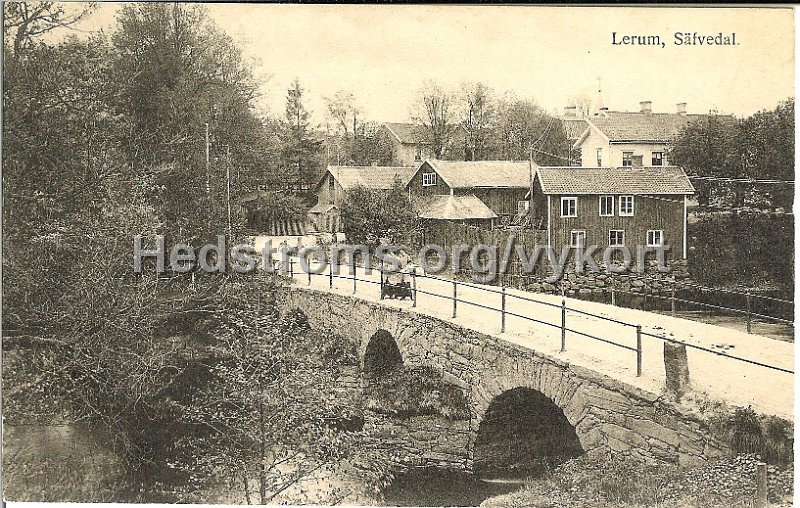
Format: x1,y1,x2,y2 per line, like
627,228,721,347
273,258,793,470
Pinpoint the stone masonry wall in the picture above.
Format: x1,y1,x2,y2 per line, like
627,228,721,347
275,286,728,471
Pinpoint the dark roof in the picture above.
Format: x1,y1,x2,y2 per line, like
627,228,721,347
320,165,415,191
412,159,534,189
418,194,498,220
535,166,695,195
264,219,307,236
586,112,736,143
383,122,431,145
562,118,589,141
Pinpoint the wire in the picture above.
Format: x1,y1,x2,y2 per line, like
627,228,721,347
689,176,795,185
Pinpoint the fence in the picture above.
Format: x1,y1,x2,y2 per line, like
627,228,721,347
459,267,793,334
280,258,794,377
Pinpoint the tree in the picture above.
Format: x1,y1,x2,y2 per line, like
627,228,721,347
460,82,495,161
668,114,741,206
412,81,460,159
737,98,794,209
3,2,96,57
493,94,571,165
281,78,323,187
341,179,419,247
166,293,386,504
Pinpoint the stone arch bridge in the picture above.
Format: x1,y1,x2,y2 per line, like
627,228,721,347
276,286,733,471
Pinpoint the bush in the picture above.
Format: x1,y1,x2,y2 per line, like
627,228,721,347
709,407,794,466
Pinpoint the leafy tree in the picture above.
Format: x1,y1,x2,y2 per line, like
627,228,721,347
737,98,794,209
166,293,387,504
341,179,418,247
668,114,742,206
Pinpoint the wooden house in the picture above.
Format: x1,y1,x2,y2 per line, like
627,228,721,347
529,166,695,260
406,159,534,228
308,165,415,233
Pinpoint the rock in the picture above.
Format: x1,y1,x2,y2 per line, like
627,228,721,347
664,342,692,401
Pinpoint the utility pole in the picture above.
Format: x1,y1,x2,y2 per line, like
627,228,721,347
226,145,232,241
205,122,211,195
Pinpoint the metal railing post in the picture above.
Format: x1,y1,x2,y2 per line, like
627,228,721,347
329,259,333,289
411,272,417,308
560,299,566,352
352,261,357,294
501,286,507,333
636,325,642,377
746,291,752,333
307,262,312,286
289,258,294,279
452,280,457,318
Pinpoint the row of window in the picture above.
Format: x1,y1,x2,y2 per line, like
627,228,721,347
570,229,663,248
562,196,634,218
595,149,663,167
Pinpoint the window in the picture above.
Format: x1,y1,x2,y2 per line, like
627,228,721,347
619,195,634,216
561,197,577,217
647,230,664,247
651,151,663,166
571,230,586,248
422,172,437,186
609,230,625,246
599,195,614,216
622,152,634,167
596,148,603,166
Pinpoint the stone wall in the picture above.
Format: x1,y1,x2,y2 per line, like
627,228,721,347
275,286,729,471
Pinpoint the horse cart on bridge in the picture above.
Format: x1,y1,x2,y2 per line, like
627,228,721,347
379,260,419,301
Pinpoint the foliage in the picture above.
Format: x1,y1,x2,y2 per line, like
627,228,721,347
340,178,419,247
669,100,794,209
412,80,462,159
709,407,793,466
165,289,384,504
241,191,307,231
687,213,793,295
280,78,324,187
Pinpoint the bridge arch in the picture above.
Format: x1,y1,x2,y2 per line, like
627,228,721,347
363,329,403,377
473,386,584,477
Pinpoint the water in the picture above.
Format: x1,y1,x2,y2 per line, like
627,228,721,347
380,468,524,507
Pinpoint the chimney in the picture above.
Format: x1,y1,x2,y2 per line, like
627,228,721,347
676,102,687,115
564,105,577,117
640,101,652,114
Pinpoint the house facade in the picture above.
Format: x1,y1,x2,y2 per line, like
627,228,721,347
406,160,534,228
529,166,695,261
572,101,733,168
307,165,415,233
382,123,436,166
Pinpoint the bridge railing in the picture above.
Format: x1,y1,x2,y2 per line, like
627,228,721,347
280,258,793,378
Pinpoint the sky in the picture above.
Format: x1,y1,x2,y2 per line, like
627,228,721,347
66,4,794,124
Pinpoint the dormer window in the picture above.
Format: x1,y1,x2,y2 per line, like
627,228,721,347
422,172,437,187
652,151,664,166
622,152,634,167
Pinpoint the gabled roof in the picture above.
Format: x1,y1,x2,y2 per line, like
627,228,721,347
318,165,415,192
418,194,498,220
307,203,337,214
410,159,534,189
383,122,431,145
534,166,695,195
583,112,735,144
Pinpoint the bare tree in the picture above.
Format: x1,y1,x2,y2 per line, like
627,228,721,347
412,80,459,159
460,82,495,160
3,2,96,56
